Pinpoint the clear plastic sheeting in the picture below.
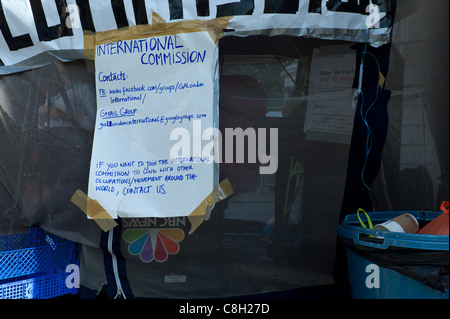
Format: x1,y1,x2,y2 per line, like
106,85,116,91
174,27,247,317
370,0,448,212
1,41,350,297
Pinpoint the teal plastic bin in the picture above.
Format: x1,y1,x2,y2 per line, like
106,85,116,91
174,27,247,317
337,211,449,299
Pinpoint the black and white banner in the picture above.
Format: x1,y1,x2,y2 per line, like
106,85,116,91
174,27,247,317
0,0,393,74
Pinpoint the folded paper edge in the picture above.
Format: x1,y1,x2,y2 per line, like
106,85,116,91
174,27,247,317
70,189,118,232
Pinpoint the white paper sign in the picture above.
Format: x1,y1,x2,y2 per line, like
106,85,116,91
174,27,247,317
304,45,356,144
88,31,219,218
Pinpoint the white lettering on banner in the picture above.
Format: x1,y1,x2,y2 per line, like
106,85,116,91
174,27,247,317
0,0,391,72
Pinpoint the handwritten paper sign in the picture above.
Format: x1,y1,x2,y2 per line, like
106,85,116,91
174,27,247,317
88,31,219,218
304,45,356,144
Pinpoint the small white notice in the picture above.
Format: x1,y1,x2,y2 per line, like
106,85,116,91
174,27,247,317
88,31,219,218
304,45,356,144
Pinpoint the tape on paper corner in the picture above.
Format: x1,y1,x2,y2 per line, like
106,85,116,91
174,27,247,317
83,15,230,60
70,189,118,232
188,178,234,235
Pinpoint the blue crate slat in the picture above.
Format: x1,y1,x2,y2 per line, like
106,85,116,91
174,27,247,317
0,228,79,299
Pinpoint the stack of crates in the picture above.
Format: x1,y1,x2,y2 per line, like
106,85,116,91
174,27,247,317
0,228,79,299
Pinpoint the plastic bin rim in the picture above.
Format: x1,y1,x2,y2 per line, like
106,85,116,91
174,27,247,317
337,223,449,240
338,211,449,249
343,210,442,222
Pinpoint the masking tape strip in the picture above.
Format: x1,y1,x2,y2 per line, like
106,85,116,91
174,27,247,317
84,13,230,60
378,72,386,89
70,189,118,232
188,178,233,235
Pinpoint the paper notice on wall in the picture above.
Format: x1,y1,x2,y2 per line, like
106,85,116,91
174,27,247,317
88,31,219,218
304,45,356,144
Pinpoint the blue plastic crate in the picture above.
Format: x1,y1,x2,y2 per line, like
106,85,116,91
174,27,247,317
0,228,79,299
0,228,76,280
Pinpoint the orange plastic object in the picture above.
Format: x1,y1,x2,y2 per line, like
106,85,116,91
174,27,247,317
416,201,449,235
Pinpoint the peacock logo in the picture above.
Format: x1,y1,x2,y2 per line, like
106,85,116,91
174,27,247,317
123,228,185,262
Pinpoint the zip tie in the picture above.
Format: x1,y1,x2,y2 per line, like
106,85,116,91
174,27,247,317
357,208,373,229
356,208,375,238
